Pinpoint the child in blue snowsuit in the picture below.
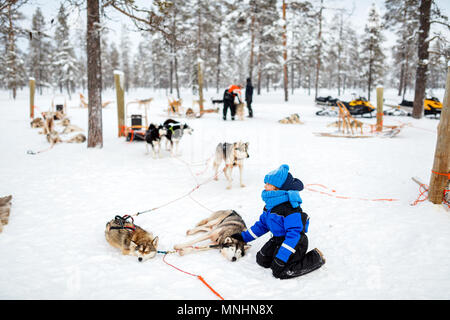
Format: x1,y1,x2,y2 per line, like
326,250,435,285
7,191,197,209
232,164,325,279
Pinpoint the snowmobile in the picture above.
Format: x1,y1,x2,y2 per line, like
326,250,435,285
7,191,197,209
384,97,442,118
344,96,376,117
424,97,442,117
316,96,375,117
315,96,339,116
315,96,338,106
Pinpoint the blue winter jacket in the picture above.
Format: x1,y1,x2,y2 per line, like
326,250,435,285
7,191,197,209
241,191,309,263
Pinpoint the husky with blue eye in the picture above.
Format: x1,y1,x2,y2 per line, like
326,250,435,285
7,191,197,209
173,210,250,262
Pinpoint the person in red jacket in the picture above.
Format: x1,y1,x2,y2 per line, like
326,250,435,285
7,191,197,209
223,84,242,121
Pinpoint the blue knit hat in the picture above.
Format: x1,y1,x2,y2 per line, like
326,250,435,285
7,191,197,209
264,164,290,188
264,164,304,191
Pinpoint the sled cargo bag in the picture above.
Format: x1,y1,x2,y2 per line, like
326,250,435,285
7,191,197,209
131,114,143,130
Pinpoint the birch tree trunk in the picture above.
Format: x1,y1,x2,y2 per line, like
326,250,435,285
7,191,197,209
412,0,432,119
87,0,103,148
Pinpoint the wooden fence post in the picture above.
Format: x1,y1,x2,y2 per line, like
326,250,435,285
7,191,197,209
376,86,383,132
428,64,450,204
29,77,35,119
114,70,125,137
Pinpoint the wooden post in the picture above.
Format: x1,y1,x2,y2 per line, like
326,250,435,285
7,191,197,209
198,60,204,114
29,77,35,119
114,70,125,137
376,86,383,132
428,64,450,204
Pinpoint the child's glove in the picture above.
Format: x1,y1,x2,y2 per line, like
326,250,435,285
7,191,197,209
231,233,244,242
271,258,286,278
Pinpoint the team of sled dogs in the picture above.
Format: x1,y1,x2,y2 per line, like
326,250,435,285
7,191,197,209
29,99,251,263
30,111,86,144
107,121,251,262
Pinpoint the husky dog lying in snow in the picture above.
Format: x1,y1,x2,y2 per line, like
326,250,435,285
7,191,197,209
213,142,250,189
65,133,86,143
174,210,250,262
30,117,44,128
279,113,303,124
105,215,159,262
0,195,12,233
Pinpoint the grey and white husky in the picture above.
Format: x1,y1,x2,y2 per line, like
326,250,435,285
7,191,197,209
213,142,249,189
174,210,250,262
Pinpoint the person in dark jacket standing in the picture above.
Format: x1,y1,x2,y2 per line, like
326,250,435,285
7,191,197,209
223,84,242,121
245,78,254,118
232,164,325,279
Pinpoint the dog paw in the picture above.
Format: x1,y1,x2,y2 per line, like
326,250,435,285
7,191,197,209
240,184,246,188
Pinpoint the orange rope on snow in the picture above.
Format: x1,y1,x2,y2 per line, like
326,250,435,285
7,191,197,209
411,183,430,206
411,182,450,208
162,253,224,300
305,183,399,202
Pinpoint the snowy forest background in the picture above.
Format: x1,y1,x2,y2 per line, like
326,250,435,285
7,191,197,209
0,0,449,102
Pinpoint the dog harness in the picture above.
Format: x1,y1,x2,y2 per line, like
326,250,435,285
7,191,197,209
108,215,136,232
222,143,249,167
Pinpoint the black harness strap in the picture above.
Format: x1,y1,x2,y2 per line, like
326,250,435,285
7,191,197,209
109,215,136,232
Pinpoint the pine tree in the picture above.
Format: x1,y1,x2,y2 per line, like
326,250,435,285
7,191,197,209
360,3,385,101
120,24,131,92
101,28,113,89
428,38,449,89
28,7,53,95
3,2,26,99
53,3,79,98
384,0,419,98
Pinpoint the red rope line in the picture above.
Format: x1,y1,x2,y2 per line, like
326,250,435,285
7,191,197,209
305,183,399,202
162,254,224,300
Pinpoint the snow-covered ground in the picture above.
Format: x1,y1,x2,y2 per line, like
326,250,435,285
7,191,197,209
0,87,448,300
